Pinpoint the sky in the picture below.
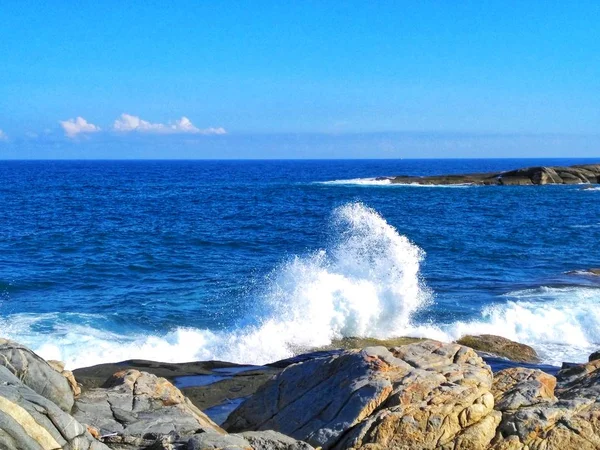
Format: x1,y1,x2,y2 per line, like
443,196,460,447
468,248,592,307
0,1,599,159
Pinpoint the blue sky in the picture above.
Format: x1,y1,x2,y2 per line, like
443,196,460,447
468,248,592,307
0,1,599,158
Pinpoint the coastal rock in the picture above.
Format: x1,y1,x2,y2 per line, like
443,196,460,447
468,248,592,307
153,430,314,450
387,163,600,186
225,340,500,450
49,359,82,398
490,359,600,449
0,365,108,450
456,335,540,363
0,337,75,412
186,431,253,450
73,359,280,415
240,431,315,450
72,369,224,449
491,368,556,411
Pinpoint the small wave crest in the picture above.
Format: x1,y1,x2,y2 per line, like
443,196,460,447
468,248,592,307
433,286,600,365
317,177,393,186
317,178,473,188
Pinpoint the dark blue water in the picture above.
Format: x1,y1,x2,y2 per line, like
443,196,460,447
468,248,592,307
1,159,599,368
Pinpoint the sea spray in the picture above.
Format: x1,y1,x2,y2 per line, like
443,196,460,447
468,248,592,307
6,202,432,368
218,202,432,360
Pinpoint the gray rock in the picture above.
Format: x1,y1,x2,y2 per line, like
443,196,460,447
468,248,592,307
73,369,225,449
187,432,252,450
0,337,75,412
0,365,108,450
240,431,314,450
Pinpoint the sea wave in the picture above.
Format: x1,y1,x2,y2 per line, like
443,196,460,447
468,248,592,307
3,202,432,368
3,203,599,369
317,178,473,187
436,286,600,366
317,177,393,186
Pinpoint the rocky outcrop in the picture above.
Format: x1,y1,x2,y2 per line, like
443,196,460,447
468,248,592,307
384,163,600,186
491,368,556,412
73,369,224,449
0,338,75,412
456,335,540,363
9,336,600,450
490,358,600,449
0,365,108,450
225,340,501,450
73,359,281,414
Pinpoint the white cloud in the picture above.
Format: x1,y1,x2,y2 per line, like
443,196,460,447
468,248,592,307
0,130,7,141
60,117,101,138
113,114,226,135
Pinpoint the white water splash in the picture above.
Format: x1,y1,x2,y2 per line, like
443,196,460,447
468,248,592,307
318,177,393,186
3,203,432,368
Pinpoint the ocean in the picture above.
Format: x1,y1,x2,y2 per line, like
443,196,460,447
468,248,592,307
1,159,599,369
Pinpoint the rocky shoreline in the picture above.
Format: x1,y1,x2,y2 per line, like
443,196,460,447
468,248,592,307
2,335,600,449
379,163,600,186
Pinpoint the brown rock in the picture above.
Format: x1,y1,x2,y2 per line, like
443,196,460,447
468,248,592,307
49,359,82,398
225,341,500,450
492,368,556,411
456,335,540,363
490,359,600,449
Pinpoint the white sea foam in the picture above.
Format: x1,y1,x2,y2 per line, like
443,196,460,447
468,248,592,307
432,286,600,366
318,177,393,186
4,204,600,369
570,223,600,228
317,178,473,188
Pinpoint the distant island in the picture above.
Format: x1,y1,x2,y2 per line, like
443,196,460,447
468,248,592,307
379,163,600,185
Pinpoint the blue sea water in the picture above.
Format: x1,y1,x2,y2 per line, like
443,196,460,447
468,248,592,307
1,159,600,368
